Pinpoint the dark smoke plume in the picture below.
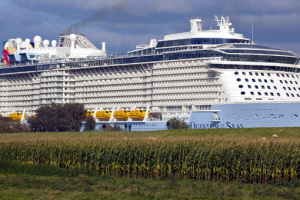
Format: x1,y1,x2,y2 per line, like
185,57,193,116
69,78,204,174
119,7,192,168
67,3,125,34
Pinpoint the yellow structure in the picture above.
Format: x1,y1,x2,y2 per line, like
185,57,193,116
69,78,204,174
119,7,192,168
85,111,94,119
96,111,111,121
129,110,150,120
113,110,129,121
9,113,27,121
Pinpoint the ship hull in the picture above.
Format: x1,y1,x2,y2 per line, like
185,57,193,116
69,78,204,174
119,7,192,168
90,102,300,131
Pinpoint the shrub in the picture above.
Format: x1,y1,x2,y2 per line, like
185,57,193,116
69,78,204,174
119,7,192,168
84,116,96,131
169,117,189,129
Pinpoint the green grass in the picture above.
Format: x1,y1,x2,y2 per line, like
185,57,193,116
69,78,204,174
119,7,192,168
0,167,299,199
1,127,300,141
0,128,299,199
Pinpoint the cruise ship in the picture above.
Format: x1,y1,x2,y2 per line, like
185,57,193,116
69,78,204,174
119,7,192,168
1,16,300,131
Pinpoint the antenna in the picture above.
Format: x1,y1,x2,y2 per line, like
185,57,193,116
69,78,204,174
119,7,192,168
252,18,254,44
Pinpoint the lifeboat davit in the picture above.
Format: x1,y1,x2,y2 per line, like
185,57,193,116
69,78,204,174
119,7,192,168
113,110,129,121
9,113,27,121
129,110,150,120
96,111,111,121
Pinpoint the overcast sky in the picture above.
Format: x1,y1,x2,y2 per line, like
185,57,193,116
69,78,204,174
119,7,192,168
1,0,300,55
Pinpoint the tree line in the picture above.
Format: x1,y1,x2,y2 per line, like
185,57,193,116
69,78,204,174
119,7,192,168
0,103,189,133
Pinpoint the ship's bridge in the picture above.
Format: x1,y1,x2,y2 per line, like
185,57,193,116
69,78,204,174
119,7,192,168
156,16,250,49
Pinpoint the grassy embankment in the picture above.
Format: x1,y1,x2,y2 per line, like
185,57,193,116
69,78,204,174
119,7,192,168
0,128,299,199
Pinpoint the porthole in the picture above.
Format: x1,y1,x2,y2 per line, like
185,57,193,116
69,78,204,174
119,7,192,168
297,75,299,78
291,93,295,97
249,72,253,76
258,79,262,82
265,92,268,96
292,75,295,78
285,80,288,84
261,86,265,89
267,73,271,76
295,81,298,84
255,85,259,89
237,78,241,82
267,86,271,89
261,73,264,76
288,87,291,90
250,91,254,95
276,73,280,77
234,72,239,75
283,87,286,90
277,93,281,96
255,72,259,76
264,79,268,83
274,86,277,90
239,85,243,88
290,81,293,84
245,78,249,82
294,87,297,91
258,92,261,95
280,80,283,83
270,92,274,96
242,72,246,75
282,74,285,77
252,79,256,82
248,85,252,89
241,91,246,95
286,93,290,97
297,94,300,97
287,74,290,78
271,79,274,83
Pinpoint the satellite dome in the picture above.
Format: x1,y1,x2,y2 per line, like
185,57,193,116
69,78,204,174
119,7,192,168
16,38,22,45
51,40,57,47
43,40,50,47
25,38,30,45
70,34,77,41
33,35,42,43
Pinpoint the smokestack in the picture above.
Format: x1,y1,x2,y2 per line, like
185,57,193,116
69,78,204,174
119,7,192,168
102,42,106,51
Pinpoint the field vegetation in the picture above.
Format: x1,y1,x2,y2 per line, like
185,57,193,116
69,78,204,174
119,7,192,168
0,128,299,185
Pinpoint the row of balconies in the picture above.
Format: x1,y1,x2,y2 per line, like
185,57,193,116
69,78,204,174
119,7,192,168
152,93,219,100
152,73,210,82
153,87,220,94
151,99,219,106
153,80,220,87
75,78,150,86
74,72,151,81
153,60,206,69
75,91,151,98
152,67,207,75
75,96,151,103
74,83,151,91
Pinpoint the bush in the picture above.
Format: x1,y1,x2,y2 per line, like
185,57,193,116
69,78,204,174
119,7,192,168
84,116,96,131
0,116,29,133
105,123,122,131
169,118,189,129
27,103,86,132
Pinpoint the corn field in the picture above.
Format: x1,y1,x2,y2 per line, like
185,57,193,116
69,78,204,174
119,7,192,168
0,137,299,184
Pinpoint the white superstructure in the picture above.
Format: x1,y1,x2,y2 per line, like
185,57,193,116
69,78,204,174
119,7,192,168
1,16,300,126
